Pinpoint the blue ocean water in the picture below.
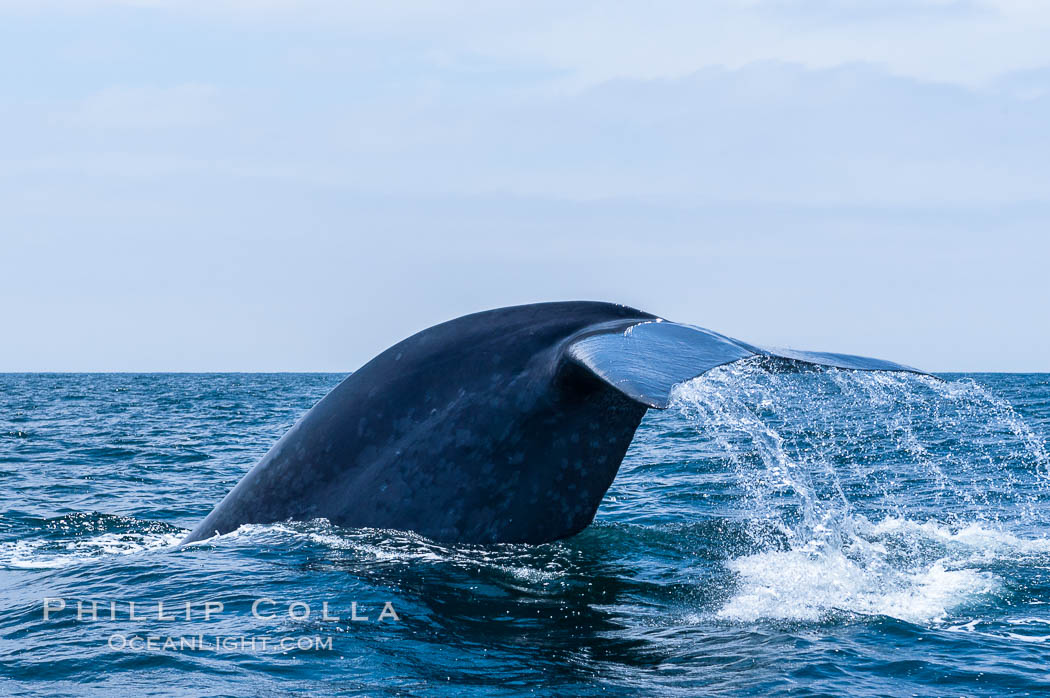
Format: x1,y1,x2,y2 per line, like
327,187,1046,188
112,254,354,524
2,367,1050,696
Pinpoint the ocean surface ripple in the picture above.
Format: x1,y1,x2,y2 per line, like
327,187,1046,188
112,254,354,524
2,369,1050,696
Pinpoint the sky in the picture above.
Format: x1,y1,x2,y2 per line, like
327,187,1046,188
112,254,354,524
2,1,1049,372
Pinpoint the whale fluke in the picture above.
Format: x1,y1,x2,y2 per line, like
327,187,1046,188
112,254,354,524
567,319,922,409
182,302,923,545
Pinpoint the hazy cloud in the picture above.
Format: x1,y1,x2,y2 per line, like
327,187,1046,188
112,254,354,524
1,2,1048,370
3,0,1050,85
14,61,1048,206
59,84,222,128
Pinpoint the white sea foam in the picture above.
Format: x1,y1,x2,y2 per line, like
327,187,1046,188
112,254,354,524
0,531,184,569
862,516,1050,556
212,520,568,582
718,547,996,624
717,515,1050,624
945,617,1050,643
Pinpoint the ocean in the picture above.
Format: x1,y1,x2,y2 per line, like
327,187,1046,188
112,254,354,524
2,367,1049,696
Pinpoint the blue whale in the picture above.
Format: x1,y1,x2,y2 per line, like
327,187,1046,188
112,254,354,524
182,301,920,545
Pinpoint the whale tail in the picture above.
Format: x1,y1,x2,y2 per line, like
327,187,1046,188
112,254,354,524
568,319,924,409
182,302,925,546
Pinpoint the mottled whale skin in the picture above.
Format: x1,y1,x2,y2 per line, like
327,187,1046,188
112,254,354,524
182,301,920,545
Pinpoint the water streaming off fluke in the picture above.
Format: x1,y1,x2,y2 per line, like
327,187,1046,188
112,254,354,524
671,360,1050,624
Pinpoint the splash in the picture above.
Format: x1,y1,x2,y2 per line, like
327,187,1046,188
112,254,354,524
670,359,1050,624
